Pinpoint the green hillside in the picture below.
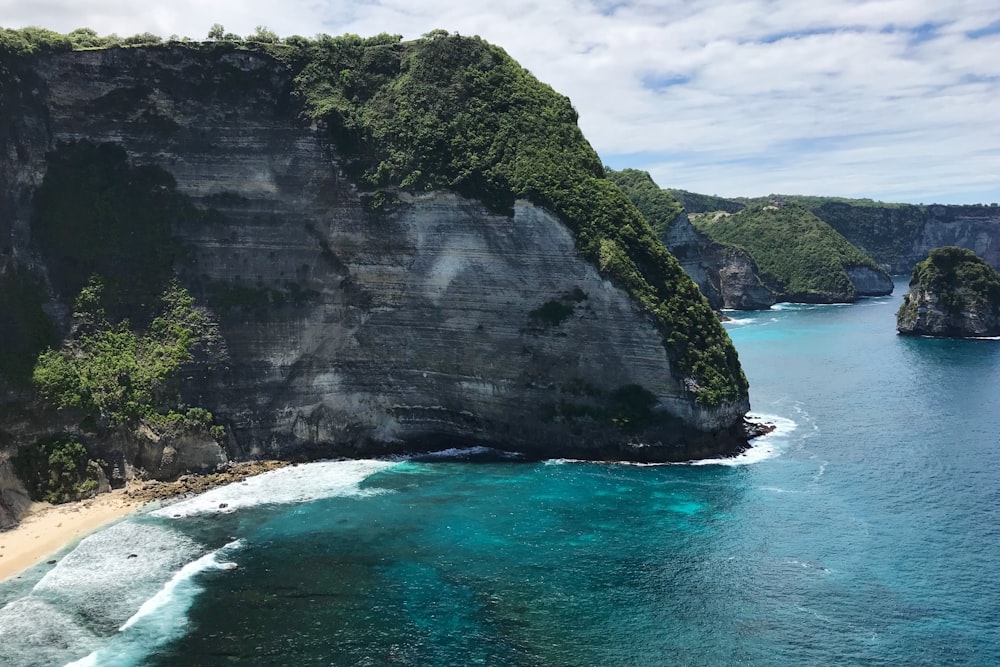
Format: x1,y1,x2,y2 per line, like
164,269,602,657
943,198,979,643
693,203,883,301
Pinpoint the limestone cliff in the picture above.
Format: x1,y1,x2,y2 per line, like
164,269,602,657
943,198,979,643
660,212,775,310
896,247,1000,337
0,33,753,484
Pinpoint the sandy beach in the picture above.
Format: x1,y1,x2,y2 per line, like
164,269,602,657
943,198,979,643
0,490,144,582
0,460,291,583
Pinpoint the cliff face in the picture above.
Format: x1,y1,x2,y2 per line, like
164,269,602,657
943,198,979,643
813,203,1000,275
662,213,774,310
845,266,895,296
714,246,776,310
0,43,751,474
897,247,1000,337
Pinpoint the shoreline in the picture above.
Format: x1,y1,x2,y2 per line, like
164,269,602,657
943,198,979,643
0,489,143,583
0,460,291,583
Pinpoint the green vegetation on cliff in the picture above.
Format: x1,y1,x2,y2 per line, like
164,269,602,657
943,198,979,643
909,247,1000,297
693,203,883,300
12,435,100,504
657,187,929,271
32,279,215,428
605,168,684,237
804,201,925,269
24,139,223,435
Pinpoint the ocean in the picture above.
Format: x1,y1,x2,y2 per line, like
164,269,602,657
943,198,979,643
2,276,999,666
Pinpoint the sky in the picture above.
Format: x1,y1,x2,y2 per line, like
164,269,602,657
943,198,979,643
2,0,999,205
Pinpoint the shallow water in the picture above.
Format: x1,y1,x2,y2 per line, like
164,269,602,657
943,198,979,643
2,277,999,666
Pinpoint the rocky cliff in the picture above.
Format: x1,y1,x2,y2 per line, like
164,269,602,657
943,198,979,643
896,246,1000,337
0,32,753,500
660,212,775,310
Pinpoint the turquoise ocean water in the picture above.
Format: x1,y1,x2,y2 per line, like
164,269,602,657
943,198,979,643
2,276,1000,666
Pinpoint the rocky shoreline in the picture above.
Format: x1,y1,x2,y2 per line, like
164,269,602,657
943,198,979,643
744,418,777,440
122,460,293,505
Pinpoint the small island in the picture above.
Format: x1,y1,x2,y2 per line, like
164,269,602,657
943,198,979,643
896,246,1000,338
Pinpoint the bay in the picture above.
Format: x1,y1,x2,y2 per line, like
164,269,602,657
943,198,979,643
2,276,999,666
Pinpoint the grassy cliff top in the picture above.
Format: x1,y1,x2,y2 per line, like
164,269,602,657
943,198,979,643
0,26,747,406
693,203,883,299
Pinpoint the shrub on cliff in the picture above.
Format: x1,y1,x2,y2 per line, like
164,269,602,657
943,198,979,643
12,435,100,504
32,278,216,428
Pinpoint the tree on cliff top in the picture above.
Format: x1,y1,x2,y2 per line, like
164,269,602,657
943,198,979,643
605,168,684,238
909,246,1000,305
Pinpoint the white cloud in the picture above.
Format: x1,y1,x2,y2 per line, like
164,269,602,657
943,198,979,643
1,0,998,204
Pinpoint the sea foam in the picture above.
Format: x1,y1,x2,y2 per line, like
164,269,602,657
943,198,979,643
65,540,245,667
151,458,397,519
690,413,797,467
32,522,202,630
408,446,525,461
0,597,100,667
543,413,796,468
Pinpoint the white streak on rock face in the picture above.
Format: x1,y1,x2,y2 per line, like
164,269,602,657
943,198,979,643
425,249,471,304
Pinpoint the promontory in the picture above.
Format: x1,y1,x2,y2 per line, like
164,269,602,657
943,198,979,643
0,27,757,520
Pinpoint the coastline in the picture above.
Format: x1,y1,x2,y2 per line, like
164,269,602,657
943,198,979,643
0,460,291,583
0,490,142,583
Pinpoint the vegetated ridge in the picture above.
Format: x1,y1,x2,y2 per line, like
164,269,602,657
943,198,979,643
670,190,1000,275
607,169,774,310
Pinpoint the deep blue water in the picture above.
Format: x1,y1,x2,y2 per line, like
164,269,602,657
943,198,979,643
3,277,1000,666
